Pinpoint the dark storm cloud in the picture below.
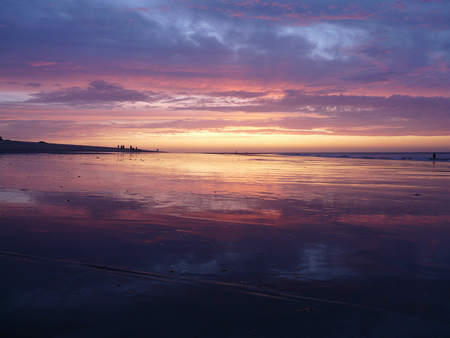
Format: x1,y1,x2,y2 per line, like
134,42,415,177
27,81,161,106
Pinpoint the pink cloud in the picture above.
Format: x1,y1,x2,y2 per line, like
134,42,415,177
268,2,295,10
230,11,247,18
234,0,261,8
28,62,57,67
250,14,282,21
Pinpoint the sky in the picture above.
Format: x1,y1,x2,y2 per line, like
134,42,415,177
1,0,449,152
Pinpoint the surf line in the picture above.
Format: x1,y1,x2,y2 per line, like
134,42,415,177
1,250,384,313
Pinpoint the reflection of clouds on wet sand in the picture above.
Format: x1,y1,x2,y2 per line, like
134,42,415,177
1,153,450,336
33,191,149,219
274,244,357,281
0,189,33,204
150,252,245,277
2,153,449,223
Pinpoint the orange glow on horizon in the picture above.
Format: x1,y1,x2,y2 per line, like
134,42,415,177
58,133,450,153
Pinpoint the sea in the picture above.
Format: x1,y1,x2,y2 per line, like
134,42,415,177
277,151,450,161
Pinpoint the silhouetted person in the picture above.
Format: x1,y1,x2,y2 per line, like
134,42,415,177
433,153,436,160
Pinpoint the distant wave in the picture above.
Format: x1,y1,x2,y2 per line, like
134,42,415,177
276,152,450,162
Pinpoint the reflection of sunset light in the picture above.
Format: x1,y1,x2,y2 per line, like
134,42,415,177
3,152,449,228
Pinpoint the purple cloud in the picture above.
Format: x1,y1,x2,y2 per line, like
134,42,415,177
25,83,43,88
207,91,268,98
340,72,396,83
27,81,161,106
169,92,450,136
0,81,43,88
0,0,448,96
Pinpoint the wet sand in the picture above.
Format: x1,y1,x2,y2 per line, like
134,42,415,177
1,153,449,337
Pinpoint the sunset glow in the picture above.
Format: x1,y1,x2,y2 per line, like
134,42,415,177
1,0,449,151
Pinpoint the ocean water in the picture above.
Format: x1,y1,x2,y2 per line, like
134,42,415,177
278,152,450,161
1,152,450,337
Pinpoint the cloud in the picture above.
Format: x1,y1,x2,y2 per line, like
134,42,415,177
3,90,450,139
25,83,43,88
207,90,268,98
169,92,450,136
1,0,449,95
0,82,21,86
26,81,161,106
28,62,57,67
340,72,396,83
0,81,43,88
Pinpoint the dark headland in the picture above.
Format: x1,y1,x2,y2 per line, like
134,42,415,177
0,139,157,154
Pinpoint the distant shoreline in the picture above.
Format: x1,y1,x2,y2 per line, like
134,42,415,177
0,140,157,154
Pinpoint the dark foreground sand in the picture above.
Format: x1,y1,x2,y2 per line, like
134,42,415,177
0,139,155,153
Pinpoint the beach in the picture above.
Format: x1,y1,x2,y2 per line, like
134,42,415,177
0,140,155,153
1,152,450,337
